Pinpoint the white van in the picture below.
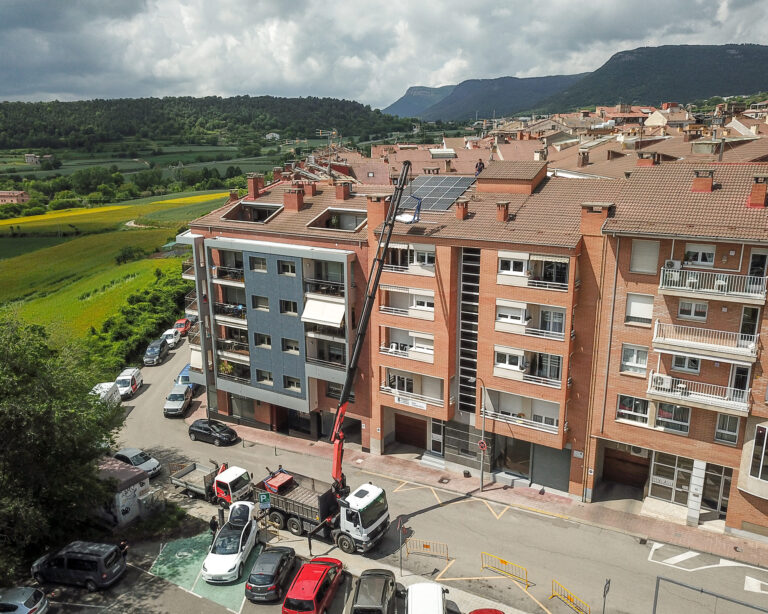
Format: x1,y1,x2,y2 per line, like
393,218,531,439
406,582,448,614
90,382,121,405
115,367,143,399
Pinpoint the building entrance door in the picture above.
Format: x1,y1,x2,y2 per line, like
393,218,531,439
429,419,444,456
700,464,732,519
649,452,693,505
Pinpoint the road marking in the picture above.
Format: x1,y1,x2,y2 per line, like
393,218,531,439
482,499,511,520
50,602,104,609
745,576,768,594
649,542,767,577
661,551,700,565
433,558,507,582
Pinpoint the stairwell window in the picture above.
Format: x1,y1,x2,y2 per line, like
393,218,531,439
684,243,715,267
625,293,654,325
656,403,690,434
715,414,739,445
620,344,648,375
617,394,649,424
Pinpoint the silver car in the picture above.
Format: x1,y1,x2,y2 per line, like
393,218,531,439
0,587,49,613
114,447,161,478
164,384,192,417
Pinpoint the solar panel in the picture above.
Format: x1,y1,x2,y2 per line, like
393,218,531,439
400,175,475,212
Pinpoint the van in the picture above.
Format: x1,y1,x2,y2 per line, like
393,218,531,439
176,363,199,394
350,569,396,614
115,368,143,399
406,582,448,614
143,338,169,366
90,382,121,405
31,541,126,592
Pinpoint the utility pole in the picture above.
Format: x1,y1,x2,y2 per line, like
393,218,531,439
315,129,337,177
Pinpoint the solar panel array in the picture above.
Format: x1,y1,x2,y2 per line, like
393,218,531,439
400,175,475,212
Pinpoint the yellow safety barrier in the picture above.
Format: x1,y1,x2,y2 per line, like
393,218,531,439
405,538,449,560
549,579,590,614
480,552,530,589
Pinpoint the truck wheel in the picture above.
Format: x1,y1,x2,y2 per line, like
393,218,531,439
33,573,44,585
337,534,355,554
268,511,285,530
287,517,304,536
218,498,230,509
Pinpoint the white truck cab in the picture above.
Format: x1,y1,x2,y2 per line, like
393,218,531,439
214,465,252,504
339,483,389,552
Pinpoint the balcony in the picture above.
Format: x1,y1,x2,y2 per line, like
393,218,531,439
304,278,345,298
188,323,200,346
213,301,247,324
521,373,562,388
659,268,767,304
647,370,750,415
215,338,250,363
218,361,251,385
653,320,759,362
185,290,198,314
212,265,245,286
523,325,566,341
379,343,435,364
483,408,559,434
306,339,346,371
181,259,195,280
379,385,445,408
305,322,346,340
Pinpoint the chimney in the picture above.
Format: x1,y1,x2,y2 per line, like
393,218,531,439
496,201,510,222
748,175,768,208
283,187,304,212
577,149,589,167
227,188,239,203
444,158,453,172
455,197,469,220
636,152,658,167
247,173,264,198
272,166,283,180
691,169,714,193
751,124,760,135
366,194,390,242
305,182,317,196
336,182,351,200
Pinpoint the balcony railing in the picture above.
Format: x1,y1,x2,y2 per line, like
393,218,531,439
526,278,568,291
182,259,195,278
379,344,435,362
379,305,409,316
522,373,562,389
524,326,566,341
213,265,245,283
185,290,198,312
213,302,246,319
216,339,250,356
306,356,346,370
305,323,346,338
304,278,345,297
647,370,750,413
218,371,251,385
379,385,444,407
188,323,201,346
382,264,409,273
660,268,767,300
653,320,759,357
483,408,559,434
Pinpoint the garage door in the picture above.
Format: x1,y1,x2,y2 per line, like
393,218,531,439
531,445,571,492
394,413,427,449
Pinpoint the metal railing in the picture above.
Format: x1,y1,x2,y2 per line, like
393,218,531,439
304,278,345,297
216,339,250,356
379,305,409,316
660,268,767,299
185,290,198,312
654,320,759,356
527,278,569,291
524,326,565,340
405,538,448,560
188,323,201,346
379,344,435,362
382,264,409,273
181,259,195,277
212,265,245,282
379,386,444,407
304,323,346,338
481,552,530,588
218,371,252,385
550,580,590,614
522,373,562,389
213,302,247,319
647,370,750,413
306,356,346,370
483,408,559,433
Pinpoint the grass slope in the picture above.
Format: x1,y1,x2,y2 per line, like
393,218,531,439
0,237,73,260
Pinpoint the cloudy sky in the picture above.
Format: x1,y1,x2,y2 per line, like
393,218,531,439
1,0,766,109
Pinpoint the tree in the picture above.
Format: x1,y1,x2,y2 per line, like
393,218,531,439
0,315,124,583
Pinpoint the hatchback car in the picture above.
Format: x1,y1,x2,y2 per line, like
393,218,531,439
174,317,192,336
0,587,49,613
245,546,296,602
143,338,169,366
164,384,192,417
282,557,343,614
202,501,258,583
32,541,126,592
114,447,161,478
162,328,181,349
188,418,237,446
350,568,397,614
115,367,143,399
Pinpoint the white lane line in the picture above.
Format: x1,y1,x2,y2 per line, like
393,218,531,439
661,551,700,565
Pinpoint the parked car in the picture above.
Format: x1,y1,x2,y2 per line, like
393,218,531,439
282,557,343,614
468,610,505,614
245,546,296,602
32,541,126,592
162,328,181,349
143,338,169,366
406,582,448,614
188,418,237,446
350,568,397,614
174,317,192,336
0,587,49,614
176,363,199,394
202,501,258,583
164,384,193,417
90,381,121,405
115,367,143,399
114,447,161,478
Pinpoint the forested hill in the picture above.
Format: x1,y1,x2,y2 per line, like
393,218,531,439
0,95,412,149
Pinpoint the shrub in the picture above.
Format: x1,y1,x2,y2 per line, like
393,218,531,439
115,246,147,265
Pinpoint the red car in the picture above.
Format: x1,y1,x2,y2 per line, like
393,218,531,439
173,318,192,336
282,557,343,614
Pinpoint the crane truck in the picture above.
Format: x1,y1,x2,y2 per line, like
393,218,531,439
253,161,413,554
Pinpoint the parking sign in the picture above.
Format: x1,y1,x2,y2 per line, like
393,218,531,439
258,492,271,510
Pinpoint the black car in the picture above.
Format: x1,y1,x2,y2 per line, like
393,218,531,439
188,418,237,446
350,569,397,614
245,547,296,602
143,338,169,366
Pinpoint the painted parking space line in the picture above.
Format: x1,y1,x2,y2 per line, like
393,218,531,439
662,551,700,565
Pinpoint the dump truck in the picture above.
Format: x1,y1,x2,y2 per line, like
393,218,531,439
170,461,252,507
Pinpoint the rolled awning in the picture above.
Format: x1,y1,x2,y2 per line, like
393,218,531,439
497,298,528,310
301,298,346,327
530,253,570,263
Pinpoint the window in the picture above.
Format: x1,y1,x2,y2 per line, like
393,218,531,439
284,376,301,391
367,171,375,177
541,261,568,284
656,403,690,434
250,256,267,272
625,293,654,325
496,305,527,323
750,425,768,481
535,354,561,380
326,382,354,402
278,260,296,276
410,249,435,266
495,351,524,370
715,414,739,444
672,355,700,374
678,300,707,320
540,309,565,333
254,333,271,348
252,295,269,311
411,294,434,311
620,344,648,374
684,243,715,267
280,299,298,315
256,370,273,385
630,240,660,274
388,374,414,393
282,338,299,353
617,394,649,424
499,258,527,275
67,557,97,572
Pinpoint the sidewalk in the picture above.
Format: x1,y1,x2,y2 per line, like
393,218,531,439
186,404,768,570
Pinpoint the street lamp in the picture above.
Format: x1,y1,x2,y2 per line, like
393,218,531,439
468,376,487,492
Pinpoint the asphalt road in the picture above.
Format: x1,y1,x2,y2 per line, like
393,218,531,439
112,344,768,614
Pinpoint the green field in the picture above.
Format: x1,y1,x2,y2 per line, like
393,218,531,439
134,198,231,227
0,236,73,260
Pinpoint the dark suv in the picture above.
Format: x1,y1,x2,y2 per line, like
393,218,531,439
350,569,397,614
32,541,126,592
143,338,169,366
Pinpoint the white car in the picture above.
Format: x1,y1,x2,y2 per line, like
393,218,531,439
114,447,162,479
202,501,258,583
162,328,181,349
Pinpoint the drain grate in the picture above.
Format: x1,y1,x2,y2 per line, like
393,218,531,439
438,477,450,484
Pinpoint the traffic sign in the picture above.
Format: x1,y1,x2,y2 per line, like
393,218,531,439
478,440,488,451
258,492,271,510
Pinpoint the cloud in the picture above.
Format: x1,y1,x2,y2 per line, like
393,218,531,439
0,0,767,108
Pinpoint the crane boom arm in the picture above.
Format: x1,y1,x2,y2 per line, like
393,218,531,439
330,161,412,497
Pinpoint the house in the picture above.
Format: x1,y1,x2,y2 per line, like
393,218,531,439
0,191,30,204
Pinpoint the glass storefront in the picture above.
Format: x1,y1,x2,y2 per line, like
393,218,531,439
649,452,692,505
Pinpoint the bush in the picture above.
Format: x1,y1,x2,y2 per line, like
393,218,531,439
49,198,84,210
115,246,147,265
24,207,46,216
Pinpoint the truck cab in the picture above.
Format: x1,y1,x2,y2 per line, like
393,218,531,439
339,484,389,552
215,466,252,506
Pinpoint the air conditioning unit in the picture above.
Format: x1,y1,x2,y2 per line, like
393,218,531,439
664,259,682,270
652,374,672,389
630,446,649,458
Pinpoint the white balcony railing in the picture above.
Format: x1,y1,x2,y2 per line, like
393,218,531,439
647,370,750,413
653,320,759,357
379,305,409,316
522,373,562,388
379,386,444,407
382,264,409,273
660,268,767,300
483,409,559,434
524,326,566,341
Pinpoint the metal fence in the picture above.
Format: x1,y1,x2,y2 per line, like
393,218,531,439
405,538,448,560
481,552,530,588
550,579,590,614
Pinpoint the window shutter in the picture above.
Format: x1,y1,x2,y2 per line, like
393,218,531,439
626,294,654,320
630,240,660,273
